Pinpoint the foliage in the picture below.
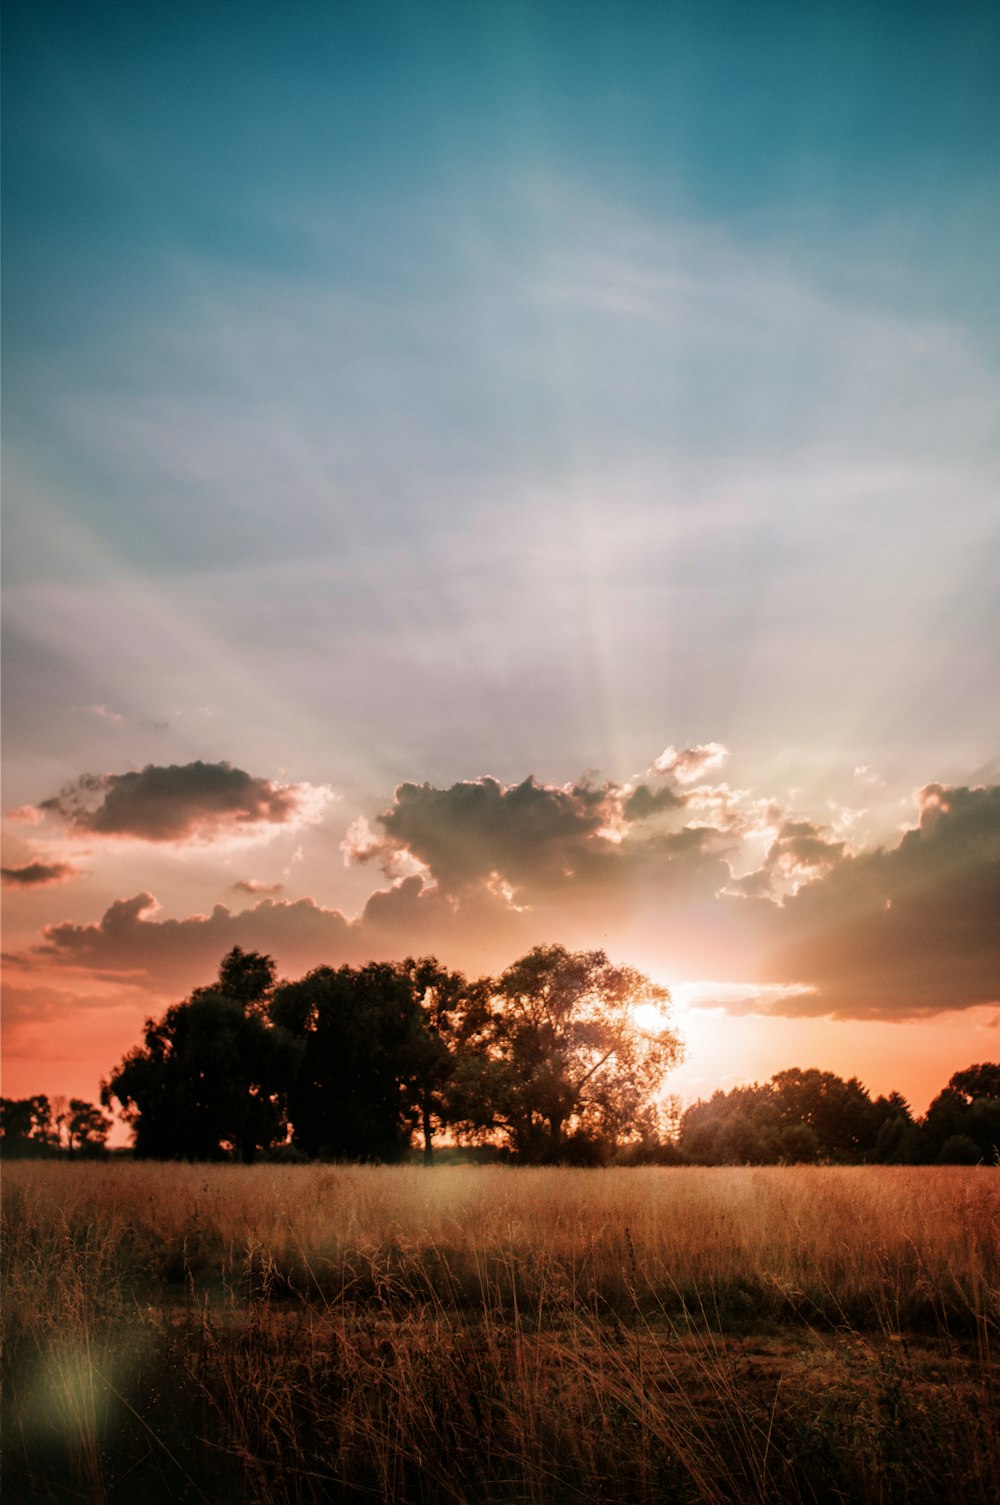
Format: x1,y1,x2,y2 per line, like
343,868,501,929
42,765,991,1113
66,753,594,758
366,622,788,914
64,941,1000,1166
102,948,299,1162
679,1070,918,1164
0,1095,58,1157
270,960,436,1161
922,1064,1000,1163
0,1095,112,1158
449,944,681,1163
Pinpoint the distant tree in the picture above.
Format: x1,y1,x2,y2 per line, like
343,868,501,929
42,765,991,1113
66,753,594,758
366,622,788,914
871,1092,915,1163
678,1070,910,1164
678,1083,777,1164
937,1133,983,1165
66,1098,113,1156
765,1121,821,1164
448,945,681,1164
0,1095,56,1157
769,1068,880,1161
102,950,298,1161
948,1063,1000,1105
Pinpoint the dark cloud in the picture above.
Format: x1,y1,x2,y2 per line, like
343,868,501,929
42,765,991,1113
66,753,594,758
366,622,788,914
731,819,845,898
38,761,326,842
35,891,361,991
231,878,285,895
623,784,684,820
349,773,731,910
760,784,1000,1019
1,860,80,887
358,775,618,893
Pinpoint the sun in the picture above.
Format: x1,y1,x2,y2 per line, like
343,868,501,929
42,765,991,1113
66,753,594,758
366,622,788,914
630,1001,672,1033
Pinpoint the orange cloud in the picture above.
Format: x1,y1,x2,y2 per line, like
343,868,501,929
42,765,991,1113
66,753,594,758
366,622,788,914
652,742,730,783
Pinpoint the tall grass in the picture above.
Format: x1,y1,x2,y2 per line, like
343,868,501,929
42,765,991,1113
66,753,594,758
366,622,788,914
3,1164,998,1502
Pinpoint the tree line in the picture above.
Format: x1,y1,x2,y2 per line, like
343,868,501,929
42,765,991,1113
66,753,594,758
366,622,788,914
675,1064,1000,1166
2,946,997,1165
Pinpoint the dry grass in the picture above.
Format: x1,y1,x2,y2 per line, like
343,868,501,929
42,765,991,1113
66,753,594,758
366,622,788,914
3,1164,998,1503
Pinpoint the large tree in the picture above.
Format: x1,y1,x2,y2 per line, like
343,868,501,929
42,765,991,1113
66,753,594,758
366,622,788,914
270,960,431,1161
102,949,298,1161
449,945,681,1163
922,1063,1000,1163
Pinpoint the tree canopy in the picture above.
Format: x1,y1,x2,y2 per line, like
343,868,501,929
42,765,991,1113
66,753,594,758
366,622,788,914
102,948,298,1162
450,945,681,1163
96,944,682,1163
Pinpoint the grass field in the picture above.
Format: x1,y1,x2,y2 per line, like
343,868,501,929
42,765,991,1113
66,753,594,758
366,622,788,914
3,1163,998,1503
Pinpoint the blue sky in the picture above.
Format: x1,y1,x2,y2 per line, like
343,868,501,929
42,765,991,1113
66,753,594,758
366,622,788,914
3,0,999,1115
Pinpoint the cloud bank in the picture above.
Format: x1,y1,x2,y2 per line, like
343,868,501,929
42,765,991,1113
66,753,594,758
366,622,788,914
763,783,1000,1019
11,751,998,1024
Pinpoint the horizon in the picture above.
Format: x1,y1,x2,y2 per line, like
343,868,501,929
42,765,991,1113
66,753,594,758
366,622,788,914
3,1,998,1129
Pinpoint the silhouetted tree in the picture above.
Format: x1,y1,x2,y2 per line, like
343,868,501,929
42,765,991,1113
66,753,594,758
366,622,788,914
922,1064,1000,1163
102,950,298,1161
949,1063,1000,1104
0,1096,56,1157
217,945,277,1010
271,961,431,1161
397,956,470,1164
65,1099,112,1156
871,1092,915,1163
448,945,681,1163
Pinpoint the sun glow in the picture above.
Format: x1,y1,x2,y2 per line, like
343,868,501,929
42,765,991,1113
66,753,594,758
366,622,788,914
630,1000,672,1033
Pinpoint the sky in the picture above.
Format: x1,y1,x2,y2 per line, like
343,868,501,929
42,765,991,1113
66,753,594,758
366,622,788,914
3,0,999,1129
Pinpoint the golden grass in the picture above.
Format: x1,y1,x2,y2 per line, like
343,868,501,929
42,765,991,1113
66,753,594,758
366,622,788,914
3,1163,998,1503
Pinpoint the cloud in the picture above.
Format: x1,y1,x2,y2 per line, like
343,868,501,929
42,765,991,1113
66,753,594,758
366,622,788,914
682,784,780,837
354,773,730,908
365,775,621,894
342,815,432,882
652,743,730,784
37,761,331,843
731,819,846,899
760,784,1000,1018
13,755,997,1026
623,784,684,820
6,806,44,825
80,704,125,723
0,982,145,1032
1,860,80,888
34,891,362,991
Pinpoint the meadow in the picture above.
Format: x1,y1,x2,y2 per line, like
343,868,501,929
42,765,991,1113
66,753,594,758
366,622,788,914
3,1163,998,1504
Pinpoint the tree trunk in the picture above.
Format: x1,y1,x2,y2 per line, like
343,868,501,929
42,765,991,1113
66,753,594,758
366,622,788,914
422,1102,434,1166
